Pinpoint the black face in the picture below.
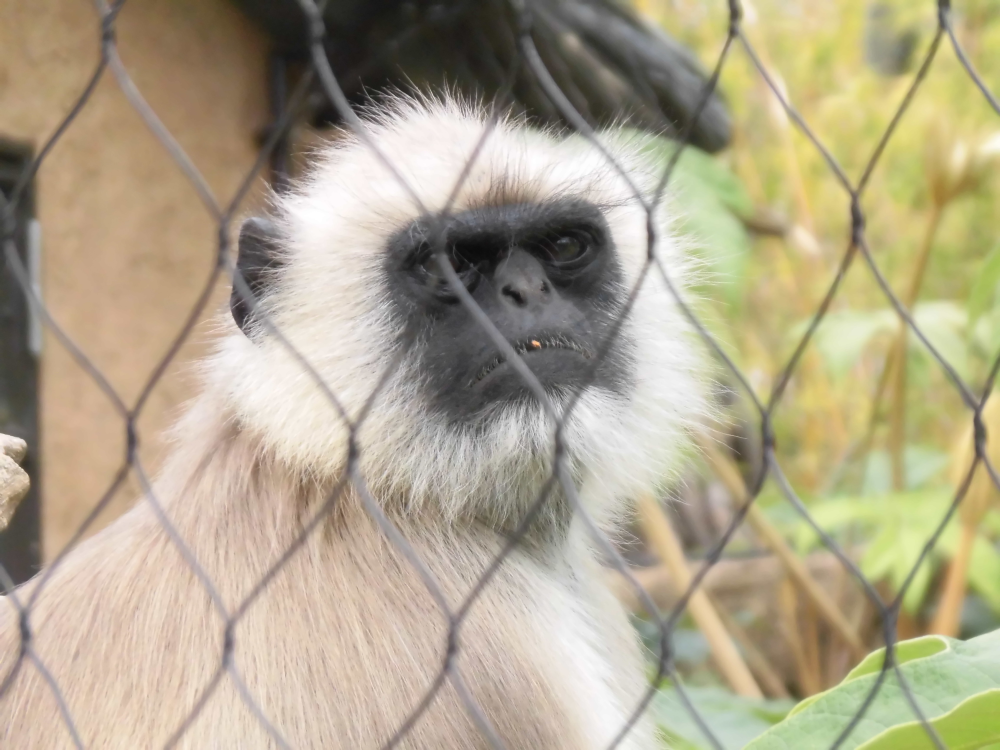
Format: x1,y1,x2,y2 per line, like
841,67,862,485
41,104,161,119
384,199,635,423
231,217,283,334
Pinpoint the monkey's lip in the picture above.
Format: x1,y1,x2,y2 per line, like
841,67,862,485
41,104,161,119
470,335,593,386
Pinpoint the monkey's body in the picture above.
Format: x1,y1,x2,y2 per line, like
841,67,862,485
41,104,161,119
0,398,653,748
1,98,701,747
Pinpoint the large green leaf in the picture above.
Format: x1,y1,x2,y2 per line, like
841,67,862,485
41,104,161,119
744,629,1000,750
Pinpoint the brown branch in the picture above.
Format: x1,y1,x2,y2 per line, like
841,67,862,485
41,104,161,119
712,594,791,698
889,202,944,489
929,520,976,636
636,493,763,698
697,434,868,661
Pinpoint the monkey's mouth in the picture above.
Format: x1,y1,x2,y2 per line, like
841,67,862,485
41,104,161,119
471,335,593,386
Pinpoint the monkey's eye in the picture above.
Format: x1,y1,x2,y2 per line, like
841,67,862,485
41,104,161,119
413,243,480,300
541,232,594,268
418,246,474,276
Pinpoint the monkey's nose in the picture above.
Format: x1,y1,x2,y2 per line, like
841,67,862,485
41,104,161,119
496,249,553,310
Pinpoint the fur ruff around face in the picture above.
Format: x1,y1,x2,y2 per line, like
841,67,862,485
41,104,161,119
210,96,704,530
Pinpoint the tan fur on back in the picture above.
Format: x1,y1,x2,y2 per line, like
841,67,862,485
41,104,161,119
0,98,700,748
1,399,654,748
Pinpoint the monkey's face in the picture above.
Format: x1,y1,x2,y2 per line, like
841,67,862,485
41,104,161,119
216,98,704,520
384,199,633,424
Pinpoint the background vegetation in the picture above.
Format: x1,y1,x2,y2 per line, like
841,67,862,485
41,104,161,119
619,1,1000,746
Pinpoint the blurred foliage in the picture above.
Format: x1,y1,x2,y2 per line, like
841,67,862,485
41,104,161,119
790,488,1000,614
746,629,1000,749
629,0,1000,742
635,0,1000,622
627,130,755,309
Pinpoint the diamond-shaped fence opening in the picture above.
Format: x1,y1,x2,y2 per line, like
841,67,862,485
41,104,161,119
1,0,999,748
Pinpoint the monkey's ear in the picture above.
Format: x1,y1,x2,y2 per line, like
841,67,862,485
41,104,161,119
231,217,283,336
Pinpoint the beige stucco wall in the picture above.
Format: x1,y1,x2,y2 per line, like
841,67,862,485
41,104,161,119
0,0,270,557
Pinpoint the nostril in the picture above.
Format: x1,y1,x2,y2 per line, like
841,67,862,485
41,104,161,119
540,280,550,294
501,284,527,306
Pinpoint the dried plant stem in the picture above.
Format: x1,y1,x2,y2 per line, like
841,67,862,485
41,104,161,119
888,202,945,490
843,201,945,494
782,137,815,236
929,396,1000,636
636,493,763,698
731,125,768,207
929,520,977,636
745,23,818,237
896,607,922,641
828,572,870,684
697,434,869,660
849,354,894,489
778,578,821,696
801,598,823,687
714,595,791,698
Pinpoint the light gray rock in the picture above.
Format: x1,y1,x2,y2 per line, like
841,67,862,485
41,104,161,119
0,435,29,531
0,433,27,464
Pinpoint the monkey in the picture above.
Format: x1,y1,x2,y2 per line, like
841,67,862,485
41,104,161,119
0,96,705,749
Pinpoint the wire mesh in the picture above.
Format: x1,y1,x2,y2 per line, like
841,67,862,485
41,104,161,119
1,0,999,748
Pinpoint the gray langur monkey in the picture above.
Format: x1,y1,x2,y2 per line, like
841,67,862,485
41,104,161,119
0,97,705,748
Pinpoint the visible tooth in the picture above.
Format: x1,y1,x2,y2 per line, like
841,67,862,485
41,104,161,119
473,356,498,385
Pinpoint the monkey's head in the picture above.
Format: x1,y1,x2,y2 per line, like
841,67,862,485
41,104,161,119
212,98,705,527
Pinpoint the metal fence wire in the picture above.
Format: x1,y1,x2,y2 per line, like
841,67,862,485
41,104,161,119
2,0,1000,748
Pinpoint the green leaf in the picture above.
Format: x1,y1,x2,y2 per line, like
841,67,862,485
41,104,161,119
979,510,1000,537
624,132,754,217
844,637,949,681
799,302,969,381
860,448,949,495
862,451,894,496
968,242,1000,323
903,446,951,490
801,308,897,379
898,532,933,614
791,497,882,552
967,538,1000,615
744,629,1000,750
862,525,901,582
674,183,752,302
788,489,955,612
651,684,794,750
862,690,1000,750
622,131,753,308
972,309,1000,361
911,301,970,381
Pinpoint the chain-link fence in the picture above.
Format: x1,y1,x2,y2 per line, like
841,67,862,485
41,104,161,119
1,0,999,748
